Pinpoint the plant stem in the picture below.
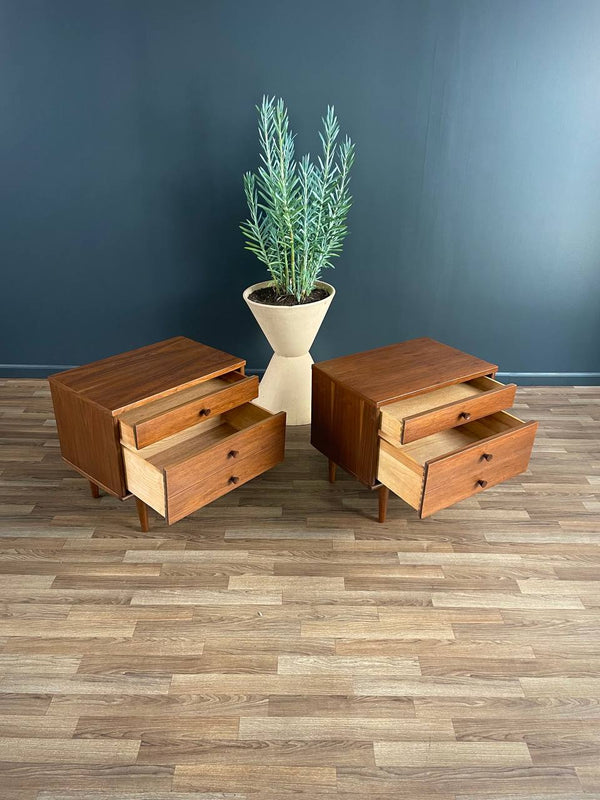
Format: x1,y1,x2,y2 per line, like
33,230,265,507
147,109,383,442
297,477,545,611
275,103,295,295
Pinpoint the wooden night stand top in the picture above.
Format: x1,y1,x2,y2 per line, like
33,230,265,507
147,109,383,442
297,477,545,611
50,336,245,415
313,338,497,407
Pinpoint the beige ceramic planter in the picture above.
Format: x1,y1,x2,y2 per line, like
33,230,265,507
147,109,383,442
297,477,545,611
243,280,335,425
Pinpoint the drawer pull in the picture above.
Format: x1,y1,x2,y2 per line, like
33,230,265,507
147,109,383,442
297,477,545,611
198,408,211,417
228,475,240,485
459,411,471,420
476,479,488,489
481,452,494,462
227,449,239,459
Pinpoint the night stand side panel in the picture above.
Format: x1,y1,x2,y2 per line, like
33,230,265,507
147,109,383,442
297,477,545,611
311,366,380,486
49,379,126,497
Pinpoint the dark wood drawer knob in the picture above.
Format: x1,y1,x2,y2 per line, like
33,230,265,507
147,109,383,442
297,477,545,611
198,408,211,417
228,476,239,485
481,453,493,462
476,479,488,488
227,450,239,459
459,411,471,420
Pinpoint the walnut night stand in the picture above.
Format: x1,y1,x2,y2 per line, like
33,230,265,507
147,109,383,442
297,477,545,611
49,337,285,530
311,338,537,521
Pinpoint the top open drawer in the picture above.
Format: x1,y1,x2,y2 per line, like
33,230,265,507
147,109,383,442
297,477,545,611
379,376,516,444
118,371,258,449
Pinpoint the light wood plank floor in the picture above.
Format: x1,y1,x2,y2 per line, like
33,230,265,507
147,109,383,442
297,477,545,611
0,379,599,799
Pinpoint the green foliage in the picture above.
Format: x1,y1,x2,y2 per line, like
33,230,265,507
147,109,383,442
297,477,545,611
241,96,355,302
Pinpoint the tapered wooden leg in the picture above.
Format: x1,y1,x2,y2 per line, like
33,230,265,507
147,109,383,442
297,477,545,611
378,485,389,523
328,459,336,483
135,497,150,532
88,480,100,499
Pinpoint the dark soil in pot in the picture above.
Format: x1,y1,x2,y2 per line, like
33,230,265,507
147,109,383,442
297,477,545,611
248,286,330,306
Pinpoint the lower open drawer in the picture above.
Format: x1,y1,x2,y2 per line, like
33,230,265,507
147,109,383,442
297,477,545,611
121,403,285,524
377,410,537,518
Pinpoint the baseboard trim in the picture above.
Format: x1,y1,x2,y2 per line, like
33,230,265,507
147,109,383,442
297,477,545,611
0,364,78,378
0,364,264,378
0,365,598,385
497,372,600,377
496,372,600,386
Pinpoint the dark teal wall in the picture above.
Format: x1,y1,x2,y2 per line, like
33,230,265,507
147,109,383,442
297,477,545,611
2,0,599,380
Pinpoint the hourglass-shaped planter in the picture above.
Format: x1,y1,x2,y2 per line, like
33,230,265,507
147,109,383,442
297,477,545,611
243,281,335,425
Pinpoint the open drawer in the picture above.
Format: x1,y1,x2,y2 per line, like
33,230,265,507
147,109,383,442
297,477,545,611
118,371,259,449
379,376,516,444
378,410,537,518
121,403,285,524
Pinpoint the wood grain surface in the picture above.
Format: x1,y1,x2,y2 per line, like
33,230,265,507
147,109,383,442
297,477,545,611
313,338,497,405
311,339,504,491
311,365,381,485
0,379,599,799
50,337,245,414
49,338,248,500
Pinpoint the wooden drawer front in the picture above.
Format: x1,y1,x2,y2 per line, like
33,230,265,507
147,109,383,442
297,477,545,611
120,372,258,449
166,409,285,495
421,421,537,518
122,403,285,524
167,437,284,524
380,377,516,444
377,411,537,518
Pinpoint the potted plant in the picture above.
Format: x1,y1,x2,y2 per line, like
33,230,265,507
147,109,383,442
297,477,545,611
241,96,355,425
